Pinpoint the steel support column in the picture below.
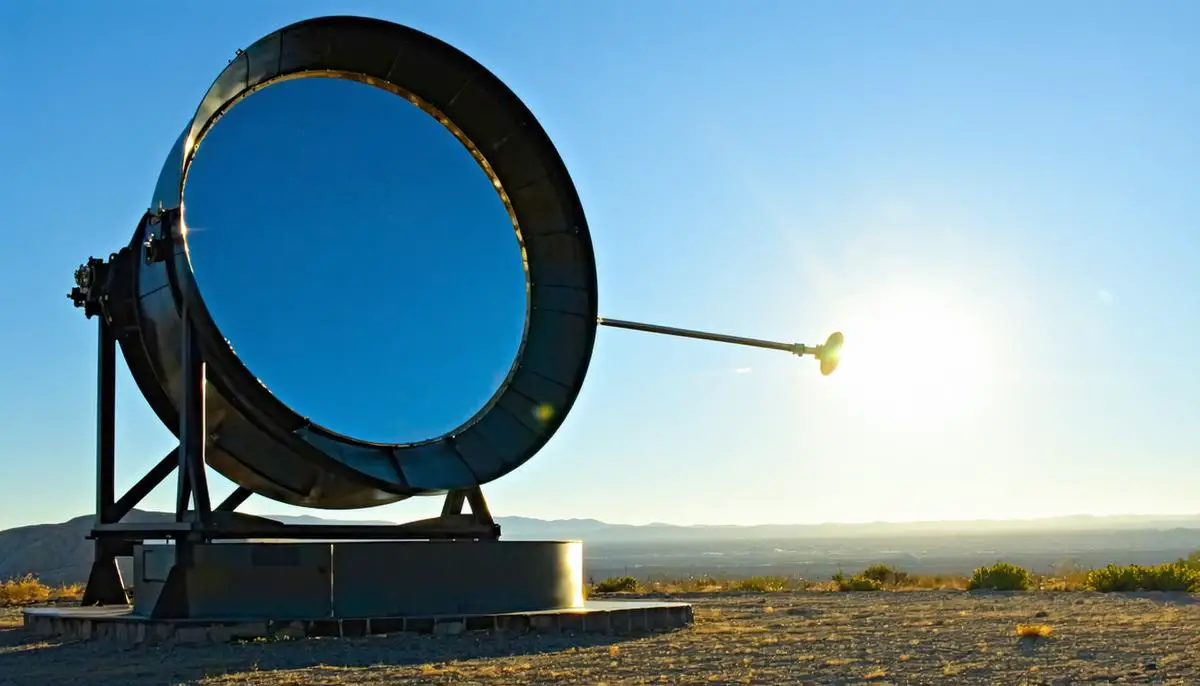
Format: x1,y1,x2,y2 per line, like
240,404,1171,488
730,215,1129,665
177,309,212,528
82,319,127,606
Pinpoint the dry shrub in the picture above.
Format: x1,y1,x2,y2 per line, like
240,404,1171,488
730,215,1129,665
593,576,641,593
1016,623,1053,638
832,572,883,592
836,565,968,591
1086,562,1200,592
894,573,969,591
642,575,808,594
1184,551,1200,570
1037,560,1091,591
0,575,84,606
52,582,85,602
968,562,1033,591
860,564,911,586
645,576,725,594
0,575,51,605
733,576,804,592
592,556,1200,598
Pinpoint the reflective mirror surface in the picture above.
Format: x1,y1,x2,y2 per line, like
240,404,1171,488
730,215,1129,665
183,76,528,444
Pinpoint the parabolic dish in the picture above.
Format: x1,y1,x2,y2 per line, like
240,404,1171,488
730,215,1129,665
119,16,598,508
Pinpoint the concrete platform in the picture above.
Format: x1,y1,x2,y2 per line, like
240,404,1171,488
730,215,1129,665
130,540,587,619
23,600,693,645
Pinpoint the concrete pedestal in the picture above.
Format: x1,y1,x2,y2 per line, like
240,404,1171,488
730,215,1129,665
24,539,693,644
132,540,585,619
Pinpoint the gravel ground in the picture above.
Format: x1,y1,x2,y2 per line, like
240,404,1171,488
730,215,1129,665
2,591,1199,685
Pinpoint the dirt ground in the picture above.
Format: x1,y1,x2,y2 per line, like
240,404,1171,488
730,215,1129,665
2,591,1199,685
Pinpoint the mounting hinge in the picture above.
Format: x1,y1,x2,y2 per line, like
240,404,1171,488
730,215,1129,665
143,208,176,264
68,255,114,319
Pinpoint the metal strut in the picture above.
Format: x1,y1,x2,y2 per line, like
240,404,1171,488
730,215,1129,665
597,317,844,375
176,308,212,529
80,317,127,607
597,317,810,355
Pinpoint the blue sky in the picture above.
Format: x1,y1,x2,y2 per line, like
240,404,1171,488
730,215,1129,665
1,1,1198,530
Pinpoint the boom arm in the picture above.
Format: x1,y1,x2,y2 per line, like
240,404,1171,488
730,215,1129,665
596,317,843,375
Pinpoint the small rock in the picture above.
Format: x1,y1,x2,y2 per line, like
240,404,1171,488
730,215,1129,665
1034,611,1049,618
1144,662,1158,671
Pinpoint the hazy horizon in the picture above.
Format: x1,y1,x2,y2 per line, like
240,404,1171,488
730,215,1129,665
10,508,1200,533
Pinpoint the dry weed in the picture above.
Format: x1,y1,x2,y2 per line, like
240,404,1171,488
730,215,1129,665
1016,623,1054,638
0,575,82,606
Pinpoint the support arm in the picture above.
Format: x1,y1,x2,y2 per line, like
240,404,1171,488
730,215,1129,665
597,317,843,375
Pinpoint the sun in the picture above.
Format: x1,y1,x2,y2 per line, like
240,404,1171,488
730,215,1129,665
830,289,997,427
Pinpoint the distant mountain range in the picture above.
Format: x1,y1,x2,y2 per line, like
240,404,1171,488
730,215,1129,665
497,513,1200,541
3,511,1199,586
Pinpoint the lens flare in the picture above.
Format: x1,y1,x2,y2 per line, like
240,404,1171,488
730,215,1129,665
533,403,555,422
830,290,995,426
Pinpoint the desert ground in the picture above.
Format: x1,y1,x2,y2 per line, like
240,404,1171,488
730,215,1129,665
2,591,1199,685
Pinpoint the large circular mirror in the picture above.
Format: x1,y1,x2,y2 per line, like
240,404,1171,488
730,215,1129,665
182,75,528,445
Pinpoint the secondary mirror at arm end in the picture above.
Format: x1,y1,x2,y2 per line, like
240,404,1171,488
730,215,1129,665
596,317,843,376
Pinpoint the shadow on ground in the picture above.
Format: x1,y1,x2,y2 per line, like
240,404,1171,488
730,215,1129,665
1122,592,1200,606
0,621,639,686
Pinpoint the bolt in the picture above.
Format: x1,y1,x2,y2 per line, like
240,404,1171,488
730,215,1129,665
144,235,170,264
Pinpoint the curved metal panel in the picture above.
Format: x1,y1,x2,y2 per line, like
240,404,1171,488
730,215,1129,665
120,16,597,508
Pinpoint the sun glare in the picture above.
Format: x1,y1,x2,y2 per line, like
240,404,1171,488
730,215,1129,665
831,290,996,427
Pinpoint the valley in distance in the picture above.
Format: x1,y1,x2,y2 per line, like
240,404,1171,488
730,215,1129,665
4,510,1200,586
511,513,1200,582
